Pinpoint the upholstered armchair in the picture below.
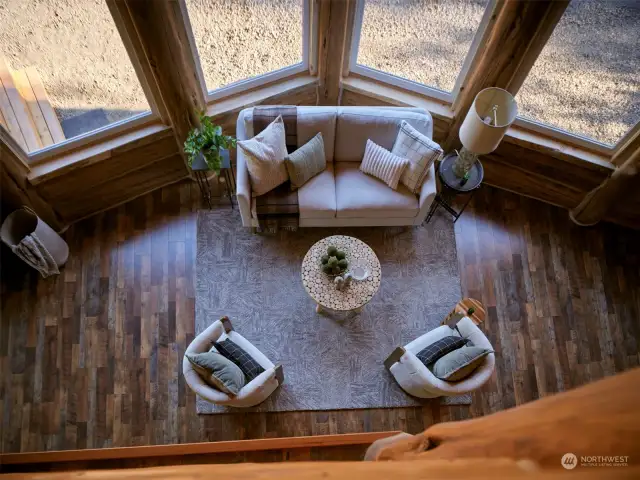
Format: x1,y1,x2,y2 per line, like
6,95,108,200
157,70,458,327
183,318,284,408
384,316,495,398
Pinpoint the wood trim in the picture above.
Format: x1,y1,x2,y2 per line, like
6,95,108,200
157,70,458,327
341,0,357,77
444,0,570,151
28,122,174,185
0,432,400,465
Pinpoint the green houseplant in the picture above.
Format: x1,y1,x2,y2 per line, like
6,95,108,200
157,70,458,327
184,113,237,174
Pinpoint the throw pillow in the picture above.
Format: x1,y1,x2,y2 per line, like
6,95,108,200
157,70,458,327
285,132,326,189
432,346,494,382
359,139,410,190
415,336,470,367
185,351,246,395
391,120,443,193
237,115,289,196
213,338,266,382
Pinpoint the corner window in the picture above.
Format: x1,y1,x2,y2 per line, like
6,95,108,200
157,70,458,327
0,0,151,154
185,0,306,97
516,0,640,146
353,0,491,96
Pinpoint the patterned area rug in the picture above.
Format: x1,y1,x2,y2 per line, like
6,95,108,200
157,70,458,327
196,209,470,413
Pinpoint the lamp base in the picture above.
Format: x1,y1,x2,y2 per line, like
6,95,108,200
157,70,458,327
452,148,478,178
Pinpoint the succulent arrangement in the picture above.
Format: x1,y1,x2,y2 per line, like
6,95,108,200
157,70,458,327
320,245,348,276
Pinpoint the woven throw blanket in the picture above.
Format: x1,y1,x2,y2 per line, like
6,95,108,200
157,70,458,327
11,233,60,278
253,106,299,232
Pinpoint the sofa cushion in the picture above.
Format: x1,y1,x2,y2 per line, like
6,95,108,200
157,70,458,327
334,107,433,162
298,163,336,219
237,115,288,196
392,120,443,193
297,107,337,163
285,132,326,189
360,139,409,190
335,163,419,219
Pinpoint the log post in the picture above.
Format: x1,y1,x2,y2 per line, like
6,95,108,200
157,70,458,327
570,128,640,226
443,0,569,151
317,0,352,106
107,0,206,166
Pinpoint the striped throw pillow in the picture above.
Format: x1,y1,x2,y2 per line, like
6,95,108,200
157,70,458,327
359,139,409,190
392,121,443,193
285,132,326,189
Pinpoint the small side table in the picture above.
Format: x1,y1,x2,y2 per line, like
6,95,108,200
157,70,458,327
442,298,486,327
425,153,484,223
192,149,235,210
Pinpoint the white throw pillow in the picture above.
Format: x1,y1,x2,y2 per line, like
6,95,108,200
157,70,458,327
237,115,289,196
391,120,443,193
359,139,409,190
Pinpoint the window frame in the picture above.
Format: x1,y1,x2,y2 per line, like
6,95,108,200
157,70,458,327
184,0,312,104
348,0,495,105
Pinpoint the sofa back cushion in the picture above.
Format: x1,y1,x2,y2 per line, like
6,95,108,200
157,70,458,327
334,107,433,163
297,107,337,163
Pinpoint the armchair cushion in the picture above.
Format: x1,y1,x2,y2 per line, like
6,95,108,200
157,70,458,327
185,351,246,395
432,345,494,382
214,338,266,381
415,336,470,366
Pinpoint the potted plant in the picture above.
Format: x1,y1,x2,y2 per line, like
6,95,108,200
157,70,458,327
184,113,237,175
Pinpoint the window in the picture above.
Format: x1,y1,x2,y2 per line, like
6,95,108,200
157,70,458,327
186,0,307,98
353,0,491,97
0,0,151,154
516,0,640,147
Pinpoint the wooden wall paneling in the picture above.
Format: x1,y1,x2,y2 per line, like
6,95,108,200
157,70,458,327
444,0,570,151
0,129,63,229
317,0,351,105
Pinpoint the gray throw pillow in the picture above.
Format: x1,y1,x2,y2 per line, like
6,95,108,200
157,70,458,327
284,132,326,189
432,346,493,382
186,351,246,395
416,336,470,366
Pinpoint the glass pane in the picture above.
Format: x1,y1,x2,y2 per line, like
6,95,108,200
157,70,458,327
186,0,304,93
517,0,640,146
357,0,490,92
0,0,150,153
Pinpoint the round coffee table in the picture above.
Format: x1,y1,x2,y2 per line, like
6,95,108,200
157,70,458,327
301,235,381,314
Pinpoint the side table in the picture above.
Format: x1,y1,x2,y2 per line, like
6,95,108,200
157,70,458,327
191,149,235,210
425,152,484,223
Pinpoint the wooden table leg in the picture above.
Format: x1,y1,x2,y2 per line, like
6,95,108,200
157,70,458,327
315,303,323,314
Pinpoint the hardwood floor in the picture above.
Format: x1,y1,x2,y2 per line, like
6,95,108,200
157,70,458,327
1,181,638,454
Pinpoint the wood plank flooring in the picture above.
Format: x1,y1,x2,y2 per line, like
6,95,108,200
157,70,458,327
1,181,638,454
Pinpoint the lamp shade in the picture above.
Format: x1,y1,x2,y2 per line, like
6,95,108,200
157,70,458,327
459,87,517,155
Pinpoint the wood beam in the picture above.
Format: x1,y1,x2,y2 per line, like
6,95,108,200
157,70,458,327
107,0,205,157
570,127,640,226
317,0,352,105
0,128,63,230
443,0,569,151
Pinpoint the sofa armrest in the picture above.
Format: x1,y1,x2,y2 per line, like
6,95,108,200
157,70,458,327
415,162,437,224
236,146,253,227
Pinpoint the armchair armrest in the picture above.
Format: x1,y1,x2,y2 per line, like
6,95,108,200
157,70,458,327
415,162,437,224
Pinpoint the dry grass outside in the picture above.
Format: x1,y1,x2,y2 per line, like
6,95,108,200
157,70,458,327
0,0,638,147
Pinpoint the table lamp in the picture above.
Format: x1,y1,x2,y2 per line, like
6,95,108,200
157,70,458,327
453,87,518,178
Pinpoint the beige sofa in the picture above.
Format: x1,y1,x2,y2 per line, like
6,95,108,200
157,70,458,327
236,107,438,227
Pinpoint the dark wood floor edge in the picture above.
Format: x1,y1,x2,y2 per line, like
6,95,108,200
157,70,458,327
0,432,401,465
